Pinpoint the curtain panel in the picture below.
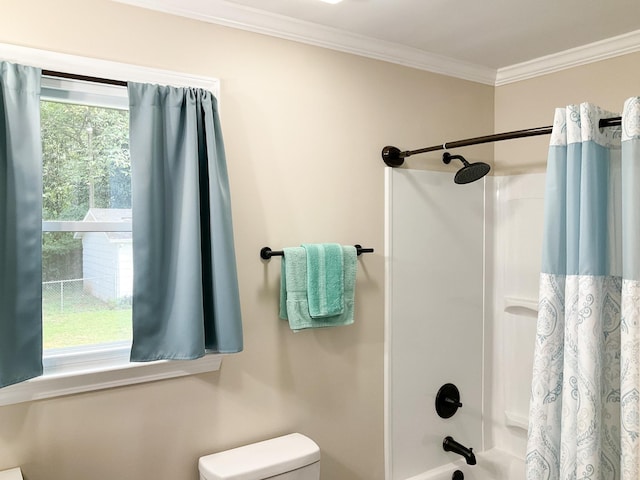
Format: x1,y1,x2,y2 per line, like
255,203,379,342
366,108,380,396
0,62,43,388
526,100,640,480
128,82,243,361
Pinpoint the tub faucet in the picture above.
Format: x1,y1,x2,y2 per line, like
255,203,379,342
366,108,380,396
443,436,476,465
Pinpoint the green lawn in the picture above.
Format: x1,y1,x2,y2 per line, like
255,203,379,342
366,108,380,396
43,309,132,349
42,284,132,349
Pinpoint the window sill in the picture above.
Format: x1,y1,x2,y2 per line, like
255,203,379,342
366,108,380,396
0,348,222,407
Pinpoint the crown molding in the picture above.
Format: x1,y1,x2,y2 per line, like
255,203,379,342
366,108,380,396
111,1,640,87
111,0,497,85
496,29,640,86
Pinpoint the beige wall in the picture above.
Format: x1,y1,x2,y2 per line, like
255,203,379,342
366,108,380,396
0,1,494,479
495,52,640,175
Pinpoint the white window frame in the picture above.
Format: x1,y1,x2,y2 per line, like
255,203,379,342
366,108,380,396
0,43,223,407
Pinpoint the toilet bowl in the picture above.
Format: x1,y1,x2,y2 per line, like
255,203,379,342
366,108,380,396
199,433,320,480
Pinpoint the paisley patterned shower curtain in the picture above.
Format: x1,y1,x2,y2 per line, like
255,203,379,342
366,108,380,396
526,99,640,480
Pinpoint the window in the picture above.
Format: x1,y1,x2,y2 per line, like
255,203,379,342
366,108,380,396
41,76,133,358
0,43,222,406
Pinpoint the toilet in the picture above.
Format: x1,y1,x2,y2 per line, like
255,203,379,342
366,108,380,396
199,433,320,480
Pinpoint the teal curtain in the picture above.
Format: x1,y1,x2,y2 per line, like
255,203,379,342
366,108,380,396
128,82,243,361
0,62,43,387
526,100,640,480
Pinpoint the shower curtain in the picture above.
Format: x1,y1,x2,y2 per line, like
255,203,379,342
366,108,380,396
526,99,640,480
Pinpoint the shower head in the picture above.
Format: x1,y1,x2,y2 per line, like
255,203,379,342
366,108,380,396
442,152,490,184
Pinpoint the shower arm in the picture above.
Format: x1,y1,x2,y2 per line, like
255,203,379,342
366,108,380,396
381,117,621,167
443,152,468,166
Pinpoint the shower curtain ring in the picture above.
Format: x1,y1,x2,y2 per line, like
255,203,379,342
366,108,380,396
443,142,448,150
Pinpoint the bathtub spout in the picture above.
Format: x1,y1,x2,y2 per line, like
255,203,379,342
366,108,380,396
443,436,476,465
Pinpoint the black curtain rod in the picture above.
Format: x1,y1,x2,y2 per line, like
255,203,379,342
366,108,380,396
42,69,127,87
382,116,622,167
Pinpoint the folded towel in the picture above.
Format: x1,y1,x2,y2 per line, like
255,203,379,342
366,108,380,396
280,245,357,331
302,243,344,318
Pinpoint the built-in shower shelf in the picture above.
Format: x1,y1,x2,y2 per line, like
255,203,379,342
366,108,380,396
505,410,529,431
504,296,538,315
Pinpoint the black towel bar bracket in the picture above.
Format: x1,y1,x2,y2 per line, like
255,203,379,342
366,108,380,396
260,245,374,260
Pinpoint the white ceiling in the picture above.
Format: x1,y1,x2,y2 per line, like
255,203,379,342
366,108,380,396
114,0,640,85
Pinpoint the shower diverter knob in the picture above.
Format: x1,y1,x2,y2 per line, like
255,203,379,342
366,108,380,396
435,383,463,418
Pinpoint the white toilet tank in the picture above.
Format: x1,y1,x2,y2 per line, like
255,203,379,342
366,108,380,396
198,433,320,480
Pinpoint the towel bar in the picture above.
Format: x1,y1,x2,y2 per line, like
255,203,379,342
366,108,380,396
260,244,374,260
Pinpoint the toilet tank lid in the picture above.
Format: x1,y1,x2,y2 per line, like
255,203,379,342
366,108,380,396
199,433,320,480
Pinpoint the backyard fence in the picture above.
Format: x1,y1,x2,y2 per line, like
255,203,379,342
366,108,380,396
42,276,131,313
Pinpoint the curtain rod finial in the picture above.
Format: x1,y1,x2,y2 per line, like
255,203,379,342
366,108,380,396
382,146,405,167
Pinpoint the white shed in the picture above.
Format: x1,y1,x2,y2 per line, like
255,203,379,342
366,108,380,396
77,208,132,304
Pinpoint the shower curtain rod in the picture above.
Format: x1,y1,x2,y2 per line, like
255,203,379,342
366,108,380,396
382,116,622,167
42,69,127,87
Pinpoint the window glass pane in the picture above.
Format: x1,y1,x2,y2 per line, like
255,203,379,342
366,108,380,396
41,100,130,222
41,99,132,351
42,232,132,350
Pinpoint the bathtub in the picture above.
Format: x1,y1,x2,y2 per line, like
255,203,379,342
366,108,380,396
404,449,525,480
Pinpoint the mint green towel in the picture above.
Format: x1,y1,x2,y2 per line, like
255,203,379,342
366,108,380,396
280,246,357,331
302,243,344,318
